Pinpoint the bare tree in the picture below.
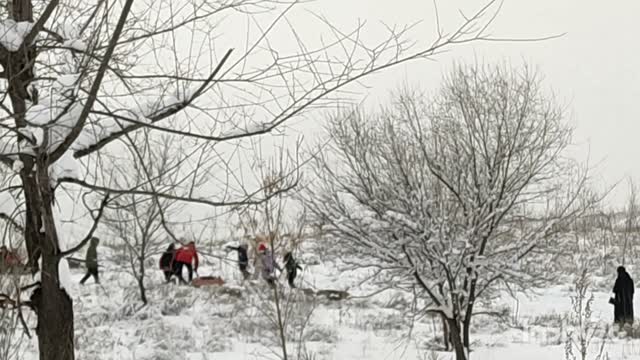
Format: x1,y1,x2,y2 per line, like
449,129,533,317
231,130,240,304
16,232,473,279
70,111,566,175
305,64,593,360
0,0,519,358
102,132,188,306
564,267,609,360
236,164,317,360
248,285,319,360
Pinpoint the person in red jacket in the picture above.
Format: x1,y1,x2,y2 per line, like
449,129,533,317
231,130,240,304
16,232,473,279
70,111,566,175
173,241,199,284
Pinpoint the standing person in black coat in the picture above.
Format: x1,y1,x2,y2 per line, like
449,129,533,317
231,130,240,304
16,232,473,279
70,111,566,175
226,244,250,280
283,252,302,288
612,265,635,326
159,244,176,282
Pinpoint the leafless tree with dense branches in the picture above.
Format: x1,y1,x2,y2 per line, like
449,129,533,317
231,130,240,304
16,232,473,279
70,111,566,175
305,63,595,360
102,132,191,306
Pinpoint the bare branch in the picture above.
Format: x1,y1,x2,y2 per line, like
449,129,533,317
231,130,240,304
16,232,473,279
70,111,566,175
59,193,110,257
0,212,24,232
59,176,298,208
49,0,136,162
23,0,60,47
72,48,233,158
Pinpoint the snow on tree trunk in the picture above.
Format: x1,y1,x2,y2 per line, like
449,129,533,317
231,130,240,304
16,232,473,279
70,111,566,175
36,157,75,360
37,253,75,360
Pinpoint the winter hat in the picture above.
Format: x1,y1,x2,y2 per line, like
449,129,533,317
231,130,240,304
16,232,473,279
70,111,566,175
258,243,267,252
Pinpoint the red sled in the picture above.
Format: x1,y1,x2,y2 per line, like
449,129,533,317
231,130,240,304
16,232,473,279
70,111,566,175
191,276,225,287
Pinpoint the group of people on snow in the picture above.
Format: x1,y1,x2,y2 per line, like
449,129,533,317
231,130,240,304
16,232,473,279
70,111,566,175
78,236,200,286
75,234,303,288
157,239,303,288
226,242,302,288
159,241,200,284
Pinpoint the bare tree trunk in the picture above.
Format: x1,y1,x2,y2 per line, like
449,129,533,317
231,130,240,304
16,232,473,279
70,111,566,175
35,162,75,360
138,256,148,306
22,177,43,272
138,277,148,306
446,318,466,360
273,285,288,360
9,0,40,273
441,315,450,351
463,302,474,350
6,39,75,360
6,0,75,352
38,252,74,360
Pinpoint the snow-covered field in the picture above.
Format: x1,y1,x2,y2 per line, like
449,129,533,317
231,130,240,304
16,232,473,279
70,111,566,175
9,248,640,360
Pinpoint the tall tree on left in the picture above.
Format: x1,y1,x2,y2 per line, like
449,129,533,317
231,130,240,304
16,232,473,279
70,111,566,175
0,0,507,359
1,1,132,358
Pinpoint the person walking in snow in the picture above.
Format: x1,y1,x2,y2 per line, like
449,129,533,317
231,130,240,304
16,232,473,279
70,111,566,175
173,241,199,284
226,244,250,280
257,243,281,286
612,265,634,326
283,251,302,288
80,237,100,284
159,243,176,282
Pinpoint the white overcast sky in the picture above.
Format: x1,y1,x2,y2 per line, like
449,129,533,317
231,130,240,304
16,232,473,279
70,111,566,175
286,0,640,206
53,0,639,243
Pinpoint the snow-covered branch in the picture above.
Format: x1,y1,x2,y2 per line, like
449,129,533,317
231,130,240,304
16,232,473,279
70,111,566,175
58,175,299,209
305,63,591,357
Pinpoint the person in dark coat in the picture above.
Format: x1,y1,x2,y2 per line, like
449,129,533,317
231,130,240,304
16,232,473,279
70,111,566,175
226,244,250,280
283,252,302,288
612,265,634,326
80,237,100,284
159,244,176,282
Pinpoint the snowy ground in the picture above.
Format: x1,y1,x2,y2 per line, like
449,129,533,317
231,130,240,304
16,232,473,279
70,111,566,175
9,249,640,360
